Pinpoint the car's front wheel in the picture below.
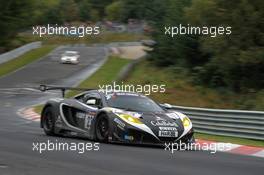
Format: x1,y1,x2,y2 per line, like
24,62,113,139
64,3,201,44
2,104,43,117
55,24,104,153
42,107,55,136
95,114,109,142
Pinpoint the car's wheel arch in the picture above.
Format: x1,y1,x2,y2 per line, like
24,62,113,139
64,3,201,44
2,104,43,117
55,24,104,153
40,102,59,128
94,111,108,130
94,111,115,141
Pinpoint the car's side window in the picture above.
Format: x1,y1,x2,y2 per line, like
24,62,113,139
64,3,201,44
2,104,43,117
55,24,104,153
83,93,102,109
86,98,96,105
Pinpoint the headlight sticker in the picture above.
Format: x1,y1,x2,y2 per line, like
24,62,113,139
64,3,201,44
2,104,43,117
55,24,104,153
117,113,143,124
183,117,191,127
166,112,180,119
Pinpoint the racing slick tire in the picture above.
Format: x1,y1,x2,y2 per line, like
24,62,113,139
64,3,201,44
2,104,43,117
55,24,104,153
95,114,109,143
42,106,56,136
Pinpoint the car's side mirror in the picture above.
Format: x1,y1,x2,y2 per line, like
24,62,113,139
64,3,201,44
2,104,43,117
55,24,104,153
39,84,47,92
98,104,103,109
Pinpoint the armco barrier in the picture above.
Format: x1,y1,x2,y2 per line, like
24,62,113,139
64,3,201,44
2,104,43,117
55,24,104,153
108,47,263,141
171,105,264,140
0,41,42,64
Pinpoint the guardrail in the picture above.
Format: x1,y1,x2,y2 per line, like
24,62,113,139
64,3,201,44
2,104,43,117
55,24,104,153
0,41,42,64
114,53,264,141
171,105,264,141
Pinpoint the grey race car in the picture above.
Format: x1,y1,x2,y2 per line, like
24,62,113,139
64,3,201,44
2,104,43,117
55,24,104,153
40,85,194,145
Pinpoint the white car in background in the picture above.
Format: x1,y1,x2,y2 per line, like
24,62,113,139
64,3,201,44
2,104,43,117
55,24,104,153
61,51,80,64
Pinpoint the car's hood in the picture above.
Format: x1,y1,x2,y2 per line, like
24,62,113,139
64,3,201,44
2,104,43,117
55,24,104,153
139,112,185,139
62,56,77,59
106,107,188,140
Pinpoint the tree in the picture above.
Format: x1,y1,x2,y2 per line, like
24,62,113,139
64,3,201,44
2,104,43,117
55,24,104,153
148,0,199,67
78,0,93,21
58,0,80,22
0,0,36,48
120,0,155,21
185,0,264,90
89,0,114,19
105,1,123,21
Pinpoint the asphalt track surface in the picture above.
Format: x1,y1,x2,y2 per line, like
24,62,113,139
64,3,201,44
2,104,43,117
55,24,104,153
0,45,263,175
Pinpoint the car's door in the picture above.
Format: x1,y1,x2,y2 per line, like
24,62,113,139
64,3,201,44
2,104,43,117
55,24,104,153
76,92,102,130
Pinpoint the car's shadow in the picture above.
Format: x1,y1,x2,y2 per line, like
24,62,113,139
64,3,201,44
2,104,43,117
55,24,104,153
39,134,165,150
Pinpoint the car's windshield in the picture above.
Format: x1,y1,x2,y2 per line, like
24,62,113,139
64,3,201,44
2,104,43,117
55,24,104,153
64,52,77,56
106,93,164,112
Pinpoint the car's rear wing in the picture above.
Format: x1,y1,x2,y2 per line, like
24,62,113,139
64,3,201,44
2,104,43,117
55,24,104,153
39,84,95,97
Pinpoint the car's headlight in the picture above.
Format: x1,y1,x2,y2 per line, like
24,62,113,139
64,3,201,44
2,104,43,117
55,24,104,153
119,114,142,124
182,117,191,127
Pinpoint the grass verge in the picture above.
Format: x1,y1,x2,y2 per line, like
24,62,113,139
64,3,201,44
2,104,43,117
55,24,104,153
0,45,55,77
18,33,147,45
195,133,264,147
125,60,264,147
34,105,44,115
66,56,131,97
125,60,264,110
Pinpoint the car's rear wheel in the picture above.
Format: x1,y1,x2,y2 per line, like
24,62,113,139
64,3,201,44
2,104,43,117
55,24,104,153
42,107,55,136
96,114,109,142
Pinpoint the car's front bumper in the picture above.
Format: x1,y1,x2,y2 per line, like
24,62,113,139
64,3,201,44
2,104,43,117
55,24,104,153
111,123,194,145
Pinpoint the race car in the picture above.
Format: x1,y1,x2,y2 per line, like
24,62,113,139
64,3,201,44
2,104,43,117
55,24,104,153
60,51,80,64
39,85,194,145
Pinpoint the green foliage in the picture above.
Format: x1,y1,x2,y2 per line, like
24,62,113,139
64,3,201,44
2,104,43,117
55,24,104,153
89,0,114,18
146,0,264,91
119,0,160,22
148,0,200,67
0,0,36,48
105,1,123,21
0,45,55,77
125,60,264,111
41,6,64,24
185,0,264,91
195,133,264,147
1,0,263,93
67,56,131,97
59,0,80,22
78,0,92,21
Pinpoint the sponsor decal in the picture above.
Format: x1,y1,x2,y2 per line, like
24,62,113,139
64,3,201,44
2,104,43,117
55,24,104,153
75,112,95,130
108,136,112,141
84,114,94,130
126,111,142,118
124,135,134,141
155,116,165,121
158,131,178,137
88,111,96,116
151,115,178,127
76,112,86,119
114,118,126,129
116,92,140,96
159,127,177,131
106,94,112,100
151,120,178,127
166,112,180,119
